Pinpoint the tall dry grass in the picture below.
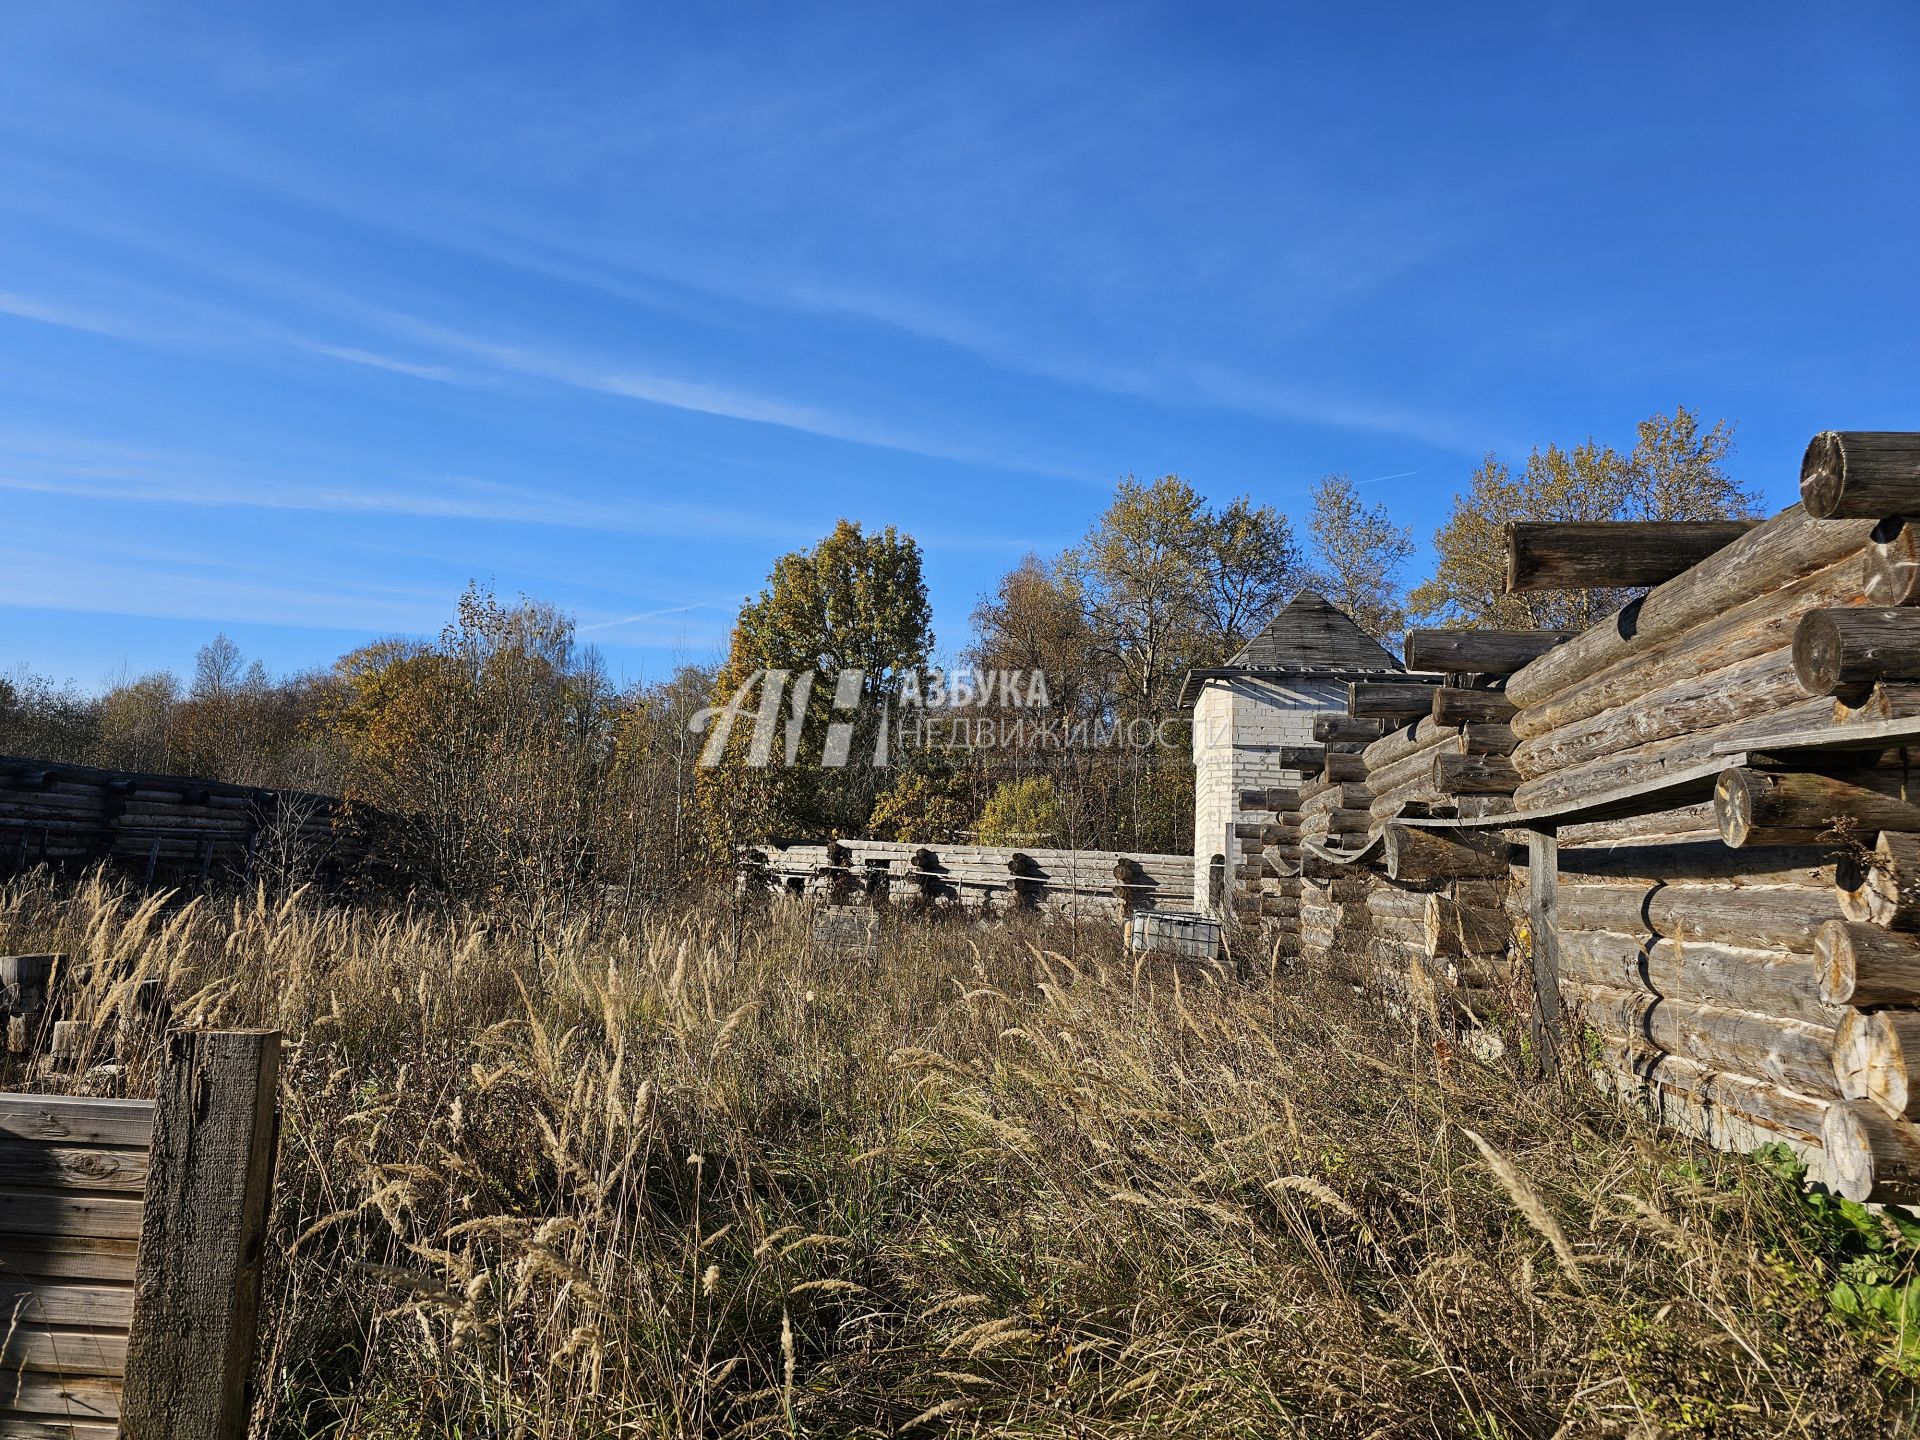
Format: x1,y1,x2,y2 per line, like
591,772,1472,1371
4,871,1914,1438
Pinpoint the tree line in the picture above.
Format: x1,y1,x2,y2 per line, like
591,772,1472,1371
0,405,1753,910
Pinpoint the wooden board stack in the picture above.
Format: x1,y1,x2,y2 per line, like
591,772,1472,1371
0,754,379,889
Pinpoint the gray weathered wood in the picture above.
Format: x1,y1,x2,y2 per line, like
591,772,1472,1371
121,1029,281,1440
1505,521,1760,592
1403,629,1572,674
1506,505,1879,710
0,1096,155,1149
1714,763,1920,848
1799,431,1920,519
1431,687,1517,725
1823,1099,1920,1203
1817,920,1920,1008
1312,715,1390,744
1348,680,1442,719
1793,607,1920,698
1527,831,1562,1059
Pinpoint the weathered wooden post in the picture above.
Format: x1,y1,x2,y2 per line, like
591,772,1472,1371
121,1028,282,1439
1526,829,1563,1069
3,952,61,1055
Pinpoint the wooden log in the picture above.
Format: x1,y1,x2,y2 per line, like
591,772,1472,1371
1556,929,1834,1027
1563,983,1838,1097
1715,765,1920,849
1456,723,1518,756
1364,727,1456,794
1403,629,1573,674
1432,688,1517,725
1512,646,1806,781
1365,888,1431,921
1559,802,1718,847
1382,826,1507,884
1262,787,1302,811
1313,716,1390,744
1799,431,1920,519
1424,894,1508,959
1322,752,1369,783
1505,520,1760,593
1832,1006,1920,1118
1840,830,1920,929
1513,555,1873,749
1823,1099,1920,1203
1864,515,1920,606
1816,921,1920,1008
1558,880,1843,951
1558,839,1833,887
1506,506,1879,711
1509,695,1838,813
1431,752,1520,796
1275,745,1326,770
122,1030,282,1440
1599,1039,1829,1147
1793,607,1920,699
1837,682,1920,724
1299,781,1371,812
1349,681,1441,719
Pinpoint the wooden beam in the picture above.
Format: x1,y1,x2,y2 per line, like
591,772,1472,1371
1504,520,1760,593
1714,764,1920,849
1431,687,1517,726
122,1030,281,1440
1312,715,1390,744
1348,680,1441,719
1799,431,1920,519
1527,831,1562,1064
1793,607,1920,698
1403,629,1573,674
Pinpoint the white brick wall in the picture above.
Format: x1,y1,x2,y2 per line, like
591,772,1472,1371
1192,675,1352,916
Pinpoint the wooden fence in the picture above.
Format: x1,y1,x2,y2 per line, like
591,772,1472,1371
0,1029,281,1438
748,839,1195,919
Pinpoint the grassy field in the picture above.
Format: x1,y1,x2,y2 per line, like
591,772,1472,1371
7,873,1918,1438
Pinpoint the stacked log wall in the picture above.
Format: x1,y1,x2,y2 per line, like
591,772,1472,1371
0,754,381,889
1492,433,1920,1196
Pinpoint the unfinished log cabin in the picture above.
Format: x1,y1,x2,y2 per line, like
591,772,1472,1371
1178,591,1408,923
1275,432,1920,1198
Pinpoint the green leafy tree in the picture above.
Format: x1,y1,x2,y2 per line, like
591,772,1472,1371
698,520,933,847
1409,406,1758,631
1063,475,1300,720
976,775,1066,847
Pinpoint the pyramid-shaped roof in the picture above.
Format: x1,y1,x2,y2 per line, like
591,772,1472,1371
1224,590,1401,671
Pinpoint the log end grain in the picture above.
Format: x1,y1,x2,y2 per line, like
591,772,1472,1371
1790,611,1845,697
1800,431,1848,519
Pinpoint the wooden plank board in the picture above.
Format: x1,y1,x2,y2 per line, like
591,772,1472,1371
0,1279,134,1329
0,1144,149,1194
0,1373,121,1420
0,1326,128,1377
0,1237,140,1286
0,1188,145,1241
0,1098,155,1150
0,1417,119,1440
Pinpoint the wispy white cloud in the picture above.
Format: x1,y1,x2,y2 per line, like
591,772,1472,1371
0,428,813,544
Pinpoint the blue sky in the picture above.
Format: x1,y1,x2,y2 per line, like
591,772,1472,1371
1,2,1915,690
